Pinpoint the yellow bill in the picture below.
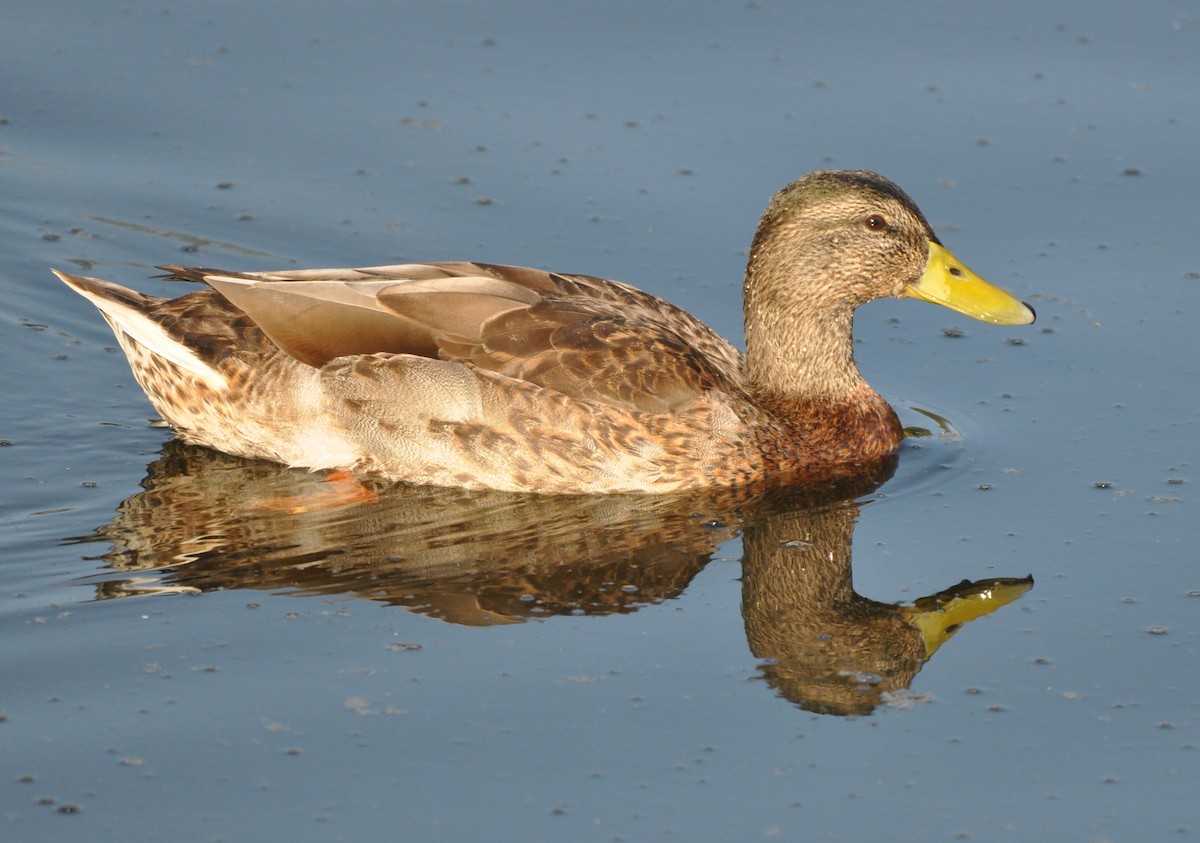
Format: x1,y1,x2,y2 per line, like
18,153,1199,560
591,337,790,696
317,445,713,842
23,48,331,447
905,576,1034,659
906,242,1036,325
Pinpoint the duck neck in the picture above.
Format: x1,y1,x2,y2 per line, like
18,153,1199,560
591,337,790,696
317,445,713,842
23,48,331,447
739,226,904,468
743,284,867,406
742,286,902,465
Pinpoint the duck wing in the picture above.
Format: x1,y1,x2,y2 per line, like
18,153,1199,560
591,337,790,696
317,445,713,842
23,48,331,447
166,262,745,415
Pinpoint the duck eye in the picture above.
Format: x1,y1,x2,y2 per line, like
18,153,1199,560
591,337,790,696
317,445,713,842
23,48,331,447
865,214,890,232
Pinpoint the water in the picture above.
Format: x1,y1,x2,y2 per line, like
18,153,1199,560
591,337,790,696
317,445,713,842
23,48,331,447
2,1,1197,840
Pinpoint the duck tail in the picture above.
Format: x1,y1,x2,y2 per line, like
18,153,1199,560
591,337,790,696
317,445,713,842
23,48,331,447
54,269,164,314
53,269,228,391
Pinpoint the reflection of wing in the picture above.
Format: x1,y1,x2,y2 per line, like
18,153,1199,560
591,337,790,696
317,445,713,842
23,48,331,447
167,262,745,414
75,442,754,622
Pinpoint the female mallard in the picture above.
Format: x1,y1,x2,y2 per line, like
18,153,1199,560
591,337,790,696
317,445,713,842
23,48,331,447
57,169,1033,494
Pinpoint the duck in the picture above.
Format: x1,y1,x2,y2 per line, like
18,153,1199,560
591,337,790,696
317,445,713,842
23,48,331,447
56,169,1034,494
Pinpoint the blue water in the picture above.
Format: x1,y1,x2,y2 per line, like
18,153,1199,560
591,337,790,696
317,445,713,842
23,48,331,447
3,1,1197,840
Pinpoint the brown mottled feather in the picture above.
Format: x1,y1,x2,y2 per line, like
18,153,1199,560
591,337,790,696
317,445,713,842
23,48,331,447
439,299,739,414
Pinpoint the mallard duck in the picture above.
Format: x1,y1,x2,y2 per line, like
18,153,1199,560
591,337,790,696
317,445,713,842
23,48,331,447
56,169,1033,494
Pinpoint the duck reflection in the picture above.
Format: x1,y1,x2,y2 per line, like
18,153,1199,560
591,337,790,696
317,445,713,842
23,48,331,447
740,492,1030,714
72,442,1031,713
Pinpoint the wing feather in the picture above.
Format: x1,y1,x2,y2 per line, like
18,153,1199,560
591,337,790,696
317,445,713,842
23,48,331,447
157,262,745,412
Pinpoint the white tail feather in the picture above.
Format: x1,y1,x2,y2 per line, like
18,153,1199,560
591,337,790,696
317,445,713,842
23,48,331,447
56,271,229,391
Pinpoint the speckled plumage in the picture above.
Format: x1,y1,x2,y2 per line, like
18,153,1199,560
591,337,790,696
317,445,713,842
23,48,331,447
56,170,1034,493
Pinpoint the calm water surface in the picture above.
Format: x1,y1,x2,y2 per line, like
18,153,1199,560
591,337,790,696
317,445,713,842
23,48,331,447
2,2,1197,841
